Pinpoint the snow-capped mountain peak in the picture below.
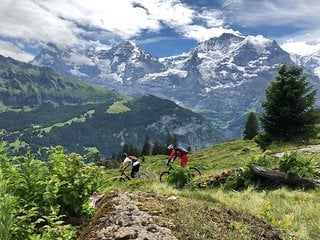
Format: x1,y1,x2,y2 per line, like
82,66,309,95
195,33,244,55
32,34,319,141
294,49,320,78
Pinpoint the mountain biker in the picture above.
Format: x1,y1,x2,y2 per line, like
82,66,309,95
167,144,189,168
121,153,140,178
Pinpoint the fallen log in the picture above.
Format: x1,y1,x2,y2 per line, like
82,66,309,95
249,164,320,188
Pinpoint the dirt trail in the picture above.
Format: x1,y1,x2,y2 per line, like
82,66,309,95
78,190,177,240
78,190,283,240
274,144,320,157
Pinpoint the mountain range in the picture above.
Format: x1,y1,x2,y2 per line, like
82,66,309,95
294,50,320,79
31,33,320,140
0,55,218,157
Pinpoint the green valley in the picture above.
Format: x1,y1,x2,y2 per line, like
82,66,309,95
0,55,218,157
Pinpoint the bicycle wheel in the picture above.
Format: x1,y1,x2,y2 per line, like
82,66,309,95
114,173,131,182
119,176,126,182
189,167,201,178
160,171,170,182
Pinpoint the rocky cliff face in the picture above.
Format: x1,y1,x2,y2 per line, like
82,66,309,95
32,33,320,140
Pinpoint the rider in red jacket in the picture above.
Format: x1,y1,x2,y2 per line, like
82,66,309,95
167,144,189,168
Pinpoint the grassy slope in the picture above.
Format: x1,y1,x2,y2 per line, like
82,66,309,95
94,139,320,240
0,55,123,110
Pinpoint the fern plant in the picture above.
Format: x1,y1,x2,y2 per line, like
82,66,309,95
279,151,320,178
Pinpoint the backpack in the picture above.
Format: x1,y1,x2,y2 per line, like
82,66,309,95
128,156,138,162
175,147,188,154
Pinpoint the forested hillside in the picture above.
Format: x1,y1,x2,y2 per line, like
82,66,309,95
0,55,218,157
0,55,120,107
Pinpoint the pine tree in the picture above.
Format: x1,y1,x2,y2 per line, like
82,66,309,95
152,139,162,155
172,134,178,147
243,112,259,140
165,133,172,146
260,64,317,143
141,134,150,155
122,144,130,155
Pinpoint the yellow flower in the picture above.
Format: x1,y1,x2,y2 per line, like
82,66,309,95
284,220,293,226
265,203,272,211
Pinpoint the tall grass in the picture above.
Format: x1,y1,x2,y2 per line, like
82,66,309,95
108,139,320,239
144,183,320,239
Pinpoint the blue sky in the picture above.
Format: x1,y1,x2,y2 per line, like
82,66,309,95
1,0,320,62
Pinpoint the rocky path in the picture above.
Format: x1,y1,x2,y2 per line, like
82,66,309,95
78,189,283,240
78,191,177,240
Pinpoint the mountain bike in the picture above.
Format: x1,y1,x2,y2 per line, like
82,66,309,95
113,169,132,182
159,160,201,182
113,168,151,182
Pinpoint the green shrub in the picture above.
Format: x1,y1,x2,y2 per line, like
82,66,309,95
0,143,104,240
0,169,17,240
223,169,256,190
224,154,273,190
254,133,272,150
168,168,193,189
29,212,76,240
279,152,320,178
246,153,273,168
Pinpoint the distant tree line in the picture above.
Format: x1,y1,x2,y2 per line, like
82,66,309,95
93,133,180,168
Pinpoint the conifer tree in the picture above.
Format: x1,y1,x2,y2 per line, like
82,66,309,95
152,139,162,155
122,144,130,155
165,133,172,149
172,134,178,147
259,64,317,143
243,112,259,140
141,133,150,155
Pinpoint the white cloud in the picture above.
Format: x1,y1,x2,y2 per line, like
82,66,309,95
276,29,320,56
0,0,228,49
0,0,80,48
181,25,237,41
281,41,320,56
137,36,178,44
247,35,271,47
221,0,320,56
6,0,320,60
222,0,320,27
0,40,34,62
197,10,224,28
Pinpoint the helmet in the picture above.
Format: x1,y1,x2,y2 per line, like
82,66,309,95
167,144,174,150
122,152,128,158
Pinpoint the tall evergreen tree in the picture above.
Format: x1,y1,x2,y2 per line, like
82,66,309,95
260,64,317,143
165,133,172,146
122,144,130,155
141,133,150,155
172,134,178,147
152,139,162,155
243,112,259,140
